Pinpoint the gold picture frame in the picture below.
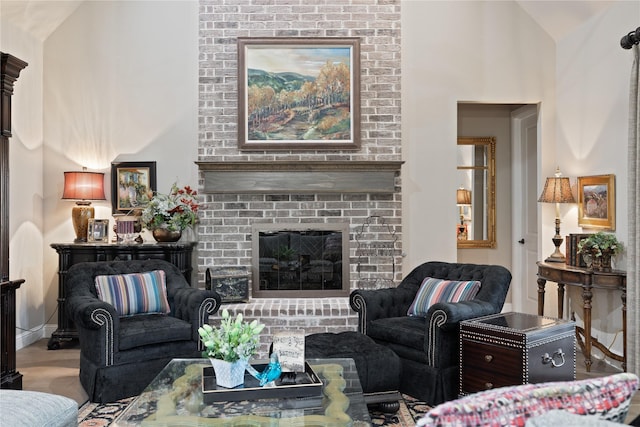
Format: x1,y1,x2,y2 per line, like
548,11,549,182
577,174,615,230
87,219,109,242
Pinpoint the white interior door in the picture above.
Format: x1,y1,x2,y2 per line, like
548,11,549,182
511,105,539,314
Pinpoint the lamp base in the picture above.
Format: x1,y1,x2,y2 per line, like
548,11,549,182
545,252,566,263
72,202,94,243
545,234,566,263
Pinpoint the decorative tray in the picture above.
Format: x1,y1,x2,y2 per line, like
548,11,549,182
202,362,323,403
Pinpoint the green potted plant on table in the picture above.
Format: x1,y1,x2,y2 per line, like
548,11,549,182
577,232,623,272
140,183,201,242
198,309,265,388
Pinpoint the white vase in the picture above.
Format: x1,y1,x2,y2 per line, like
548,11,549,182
209,358,247,388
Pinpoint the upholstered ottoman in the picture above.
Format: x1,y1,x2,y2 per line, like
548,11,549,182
305,331,401,412
0,389,78,426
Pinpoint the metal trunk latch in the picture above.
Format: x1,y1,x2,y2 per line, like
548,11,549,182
542,348,566,368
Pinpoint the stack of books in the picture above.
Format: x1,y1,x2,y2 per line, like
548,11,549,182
565,233,593,267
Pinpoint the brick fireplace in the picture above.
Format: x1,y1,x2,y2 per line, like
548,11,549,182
196,161,403,354
197,0,402,356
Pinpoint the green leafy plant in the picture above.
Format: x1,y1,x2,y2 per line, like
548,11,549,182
577,232,623,258
141,183,201,231
274,245,296,261
198,309,265,362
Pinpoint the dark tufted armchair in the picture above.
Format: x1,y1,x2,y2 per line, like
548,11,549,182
350,261,512,406
65,259,221,403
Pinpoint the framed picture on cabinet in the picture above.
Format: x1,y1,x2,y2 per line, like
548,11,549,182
111,161,157,214
87,219,109,243
577,174,615,230
237,37,361,150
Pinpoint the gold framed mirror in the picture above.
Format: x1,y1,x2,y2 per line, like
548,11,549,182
457,137,496,248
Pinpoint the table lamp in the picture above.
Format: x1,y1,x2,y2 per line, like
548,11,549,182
456,187,472,240
537,167,575,263
456,187,472,225
62,168,106,242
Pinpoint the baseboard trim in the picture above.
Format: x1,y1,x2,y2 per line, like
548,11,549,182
16,324,55,350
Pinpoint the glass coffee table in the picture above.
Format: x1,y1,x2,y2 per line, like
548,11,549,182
113,358,371,426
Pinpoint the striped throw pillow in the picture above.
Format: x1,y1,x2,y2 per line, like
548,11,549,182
94,270,171,316
407,277,481,317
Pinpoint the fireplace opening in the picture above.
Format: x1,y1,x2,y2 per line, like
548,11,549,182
251,223,350,298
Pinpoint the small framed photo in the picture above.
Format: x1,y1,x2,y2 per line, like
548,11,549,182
577,174,615,230
111,161,157,214
87,219,109,242
237,37,360,150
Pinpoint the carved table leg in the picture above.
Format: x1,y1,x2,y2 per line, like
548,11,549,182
621,288,627,372
582,285,593,372
537,278,546,316
557,283,565,318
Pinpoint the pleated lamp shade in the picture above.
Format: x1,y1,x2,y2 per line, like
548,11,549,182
537,176,575,204
456,188,472,205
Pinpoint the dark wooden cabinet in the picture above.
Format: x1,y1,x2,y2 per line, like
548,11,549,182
1,279,25,389
459,312,575,396
48,242,196,349
2,53,28,389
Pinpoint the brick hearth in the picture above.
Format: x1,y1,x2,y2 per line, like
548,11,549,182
223,298,356,358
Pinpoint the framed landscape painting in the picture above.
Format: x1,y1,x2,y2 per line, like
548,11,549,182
577,174,615,230
111,161,157,214
237,37,360,150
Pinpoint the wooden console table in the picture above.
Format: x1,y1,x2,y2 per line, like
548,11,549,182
49,242,196,350
536,261,626,372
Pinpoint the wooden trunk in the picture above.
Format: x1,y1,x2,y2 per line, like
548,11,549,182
459,312,575,396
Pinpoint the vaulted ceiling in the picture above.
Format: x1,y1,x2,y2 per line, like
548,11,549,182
1,0,82,41
0,0,623,43
514,0,619,41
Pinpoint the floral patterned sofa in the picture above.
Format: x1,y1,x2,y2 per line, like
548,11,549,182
416,372,639,426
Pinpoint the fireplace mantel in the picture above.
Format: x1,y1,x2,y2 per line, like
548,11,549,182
196,161,403,194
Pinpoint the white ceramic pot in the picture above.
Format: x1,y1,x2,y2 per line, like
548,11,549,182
209,358,247,388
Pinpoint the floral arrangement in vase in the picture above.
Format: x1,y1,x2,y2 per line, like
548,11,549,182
577,232,622,271
198,309,265,388
198,309,265,362
141,183,201,241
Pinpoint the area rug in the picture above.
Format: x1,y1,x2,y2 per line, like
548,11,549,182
78,394,427,426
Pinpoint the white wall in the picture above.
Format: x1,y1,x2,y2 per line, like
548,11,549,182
1,16,46,344
2,1,199,343
402,0,634,362
401,0,556,271
41,0,199,324
554,1,638,360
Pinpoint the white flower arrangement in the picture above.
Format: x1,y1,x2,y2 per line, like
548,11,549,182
198,309,265,363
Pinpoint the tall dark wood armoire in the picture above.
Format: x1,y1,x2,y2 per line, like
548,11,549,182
1,52,28,390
